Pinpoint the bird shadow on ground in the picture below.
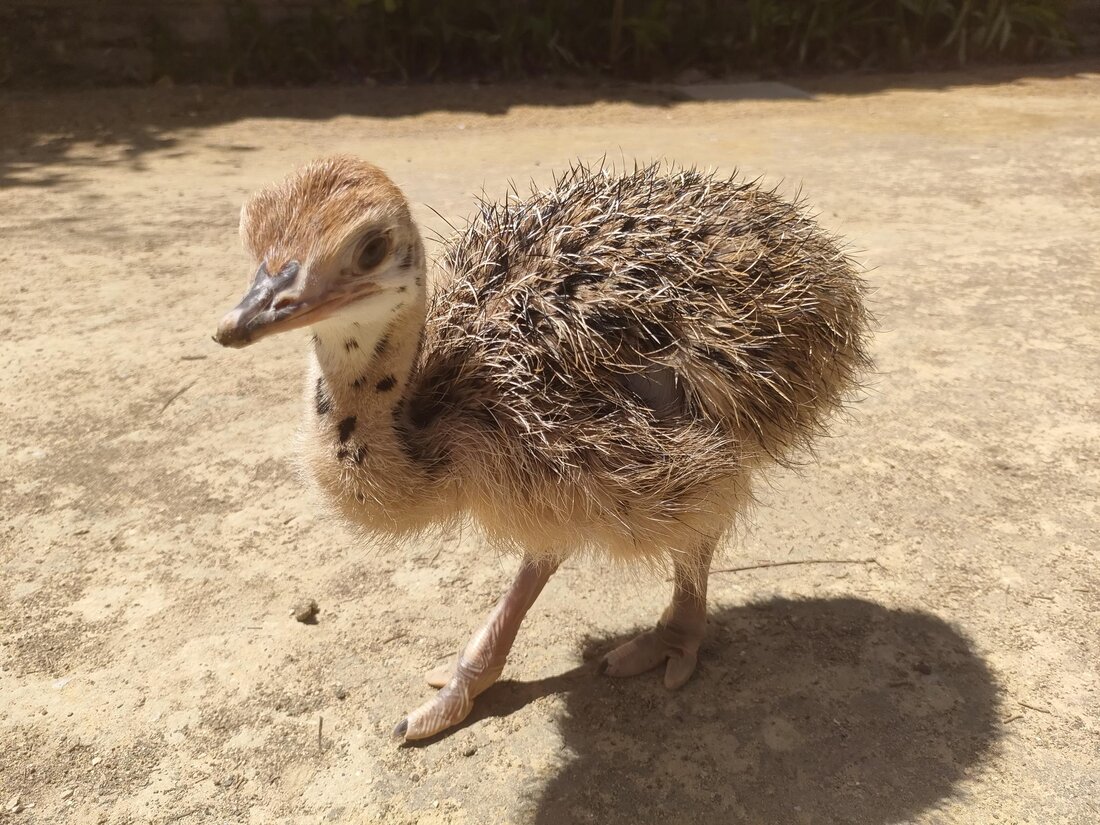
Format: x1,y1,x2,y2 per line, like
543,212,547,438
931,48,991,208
457,596,1002,825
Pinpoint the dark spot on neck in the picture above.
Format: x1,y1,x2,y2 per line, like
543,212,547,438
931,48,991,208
345,338,360,351
337,416,356,443
352,375,368,390
315,378,332,416
374,334,390,357
336,444,367,464
397,285,407,293
400,245,415,269
376,374,397,393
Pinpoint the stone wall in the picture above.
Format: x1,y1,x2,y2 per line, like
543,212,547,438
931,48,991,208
0,0,319,84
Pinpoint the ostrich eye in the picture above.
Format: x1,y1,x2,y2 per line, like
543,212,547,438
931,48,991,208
356,233,389,271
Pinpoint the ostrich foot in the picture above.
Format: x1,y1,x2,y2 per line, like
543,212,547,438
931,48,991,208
394,657,504,740
600,612,705,690
600,543,713,690
393,559,556,741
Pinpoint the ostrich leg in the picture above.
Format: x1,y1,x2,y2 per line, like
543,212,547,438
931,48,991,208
601,537,715,689
394,557,557,740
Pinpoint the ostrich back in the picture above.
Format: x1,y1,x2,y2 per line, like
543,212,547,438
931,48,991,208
406,163,872,563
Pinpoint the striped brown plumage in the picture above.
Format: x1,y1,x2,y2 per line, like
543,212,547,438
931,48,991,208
378,162,872,570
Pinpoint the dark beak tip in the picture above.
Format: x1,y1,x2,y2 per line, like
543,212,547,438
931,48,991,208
214,260,304,349
214,314,250,348
213,330,253,349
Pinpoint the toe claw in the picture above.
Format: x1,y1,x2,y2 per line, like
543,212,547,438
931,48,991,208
392,718,409,740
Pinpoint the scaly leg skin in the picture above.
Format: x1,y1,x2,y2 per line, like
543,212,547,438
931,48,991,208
393,558,556,741
601,539,715,690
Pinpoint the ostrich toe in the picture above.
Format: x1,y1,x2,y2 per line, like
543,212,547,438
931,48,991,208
424,659,457,688
601,621,703,690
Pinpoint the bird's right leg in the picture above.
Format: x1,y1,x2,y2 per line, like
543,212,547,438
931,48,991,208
393,556,556,741
600,538,714,689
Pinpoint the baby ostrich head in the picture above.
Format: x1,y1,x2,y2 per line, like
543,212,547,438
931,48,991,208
215,156,423,349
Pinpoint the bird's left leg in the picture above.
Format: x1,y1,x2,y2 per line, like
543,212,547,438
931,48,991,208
601,537,715,689
393,557,557,741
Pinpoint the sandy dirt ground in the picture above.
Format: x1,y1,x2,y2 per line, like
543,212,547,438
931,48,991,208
1,63,1098,824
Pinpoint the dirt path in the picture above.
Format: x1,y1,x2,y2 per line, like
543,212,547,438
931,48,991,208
2,65,1098,824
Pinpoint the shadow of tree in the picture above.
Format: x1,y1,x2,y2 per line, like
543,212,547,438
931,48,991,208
0,83,672,189
461,597,1000,824
2,58,1097,189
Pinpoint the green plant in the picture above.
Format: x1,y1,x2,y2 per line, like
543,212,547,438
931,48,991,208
206,0,1075,85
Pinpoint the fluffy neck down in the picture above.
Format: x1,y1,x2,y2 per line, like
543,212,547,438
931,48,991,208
300,259,457,537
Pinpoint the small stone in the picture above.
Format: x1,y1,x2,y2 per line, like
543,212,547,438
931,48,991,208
91,757,102,766
61,789,73,800
409,773,421,783
334,685,348,700
913,661,932,675
292,600,319,624
6,794,21,813
462,745,477,757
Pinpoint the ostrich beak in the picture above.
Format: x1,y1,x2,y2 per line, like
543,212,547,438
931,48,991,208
215,260,305,348
215,260,381,348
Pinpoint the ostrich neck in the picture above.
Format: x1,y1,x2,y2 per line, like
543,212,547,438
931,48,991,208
301,281,448,534
309,234,429,407
310,291,426,437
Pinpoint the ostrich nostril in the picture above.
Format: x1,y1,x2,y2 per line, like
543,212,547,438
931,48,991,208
272,295,296,313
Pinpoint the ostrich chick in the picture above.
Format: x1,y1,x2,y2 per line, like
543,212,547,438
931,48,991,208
215,157,871,741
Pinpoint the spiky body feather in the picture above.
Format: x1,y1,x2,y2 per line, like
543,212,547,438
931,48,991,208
306,161,871,571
